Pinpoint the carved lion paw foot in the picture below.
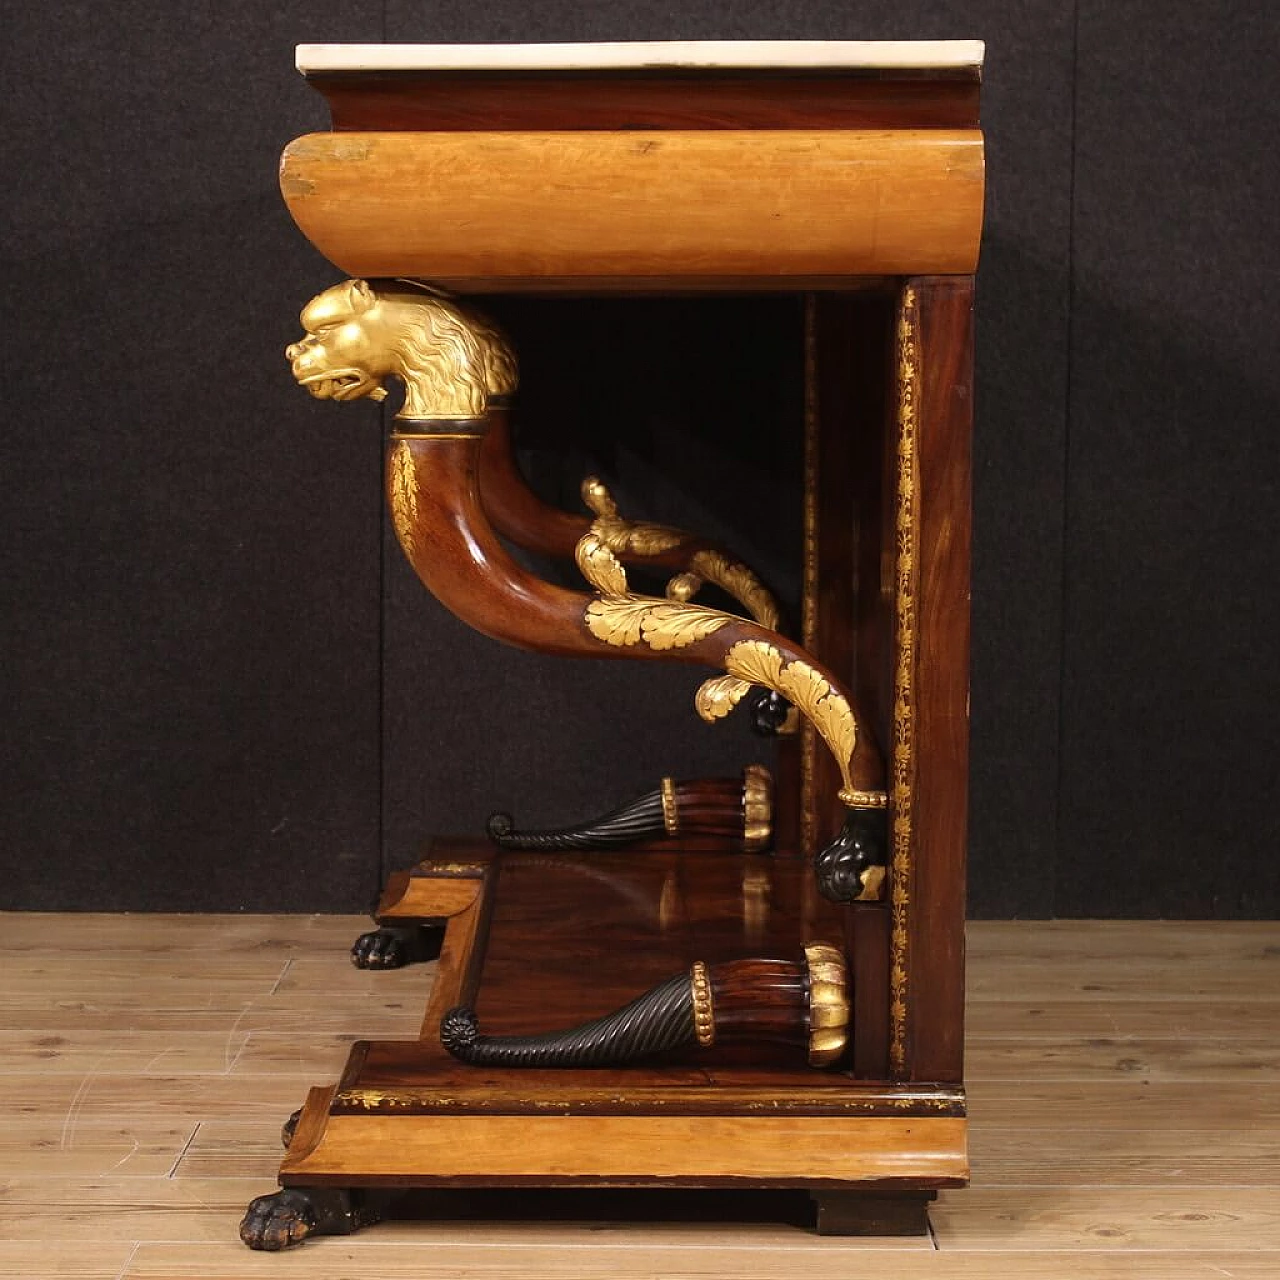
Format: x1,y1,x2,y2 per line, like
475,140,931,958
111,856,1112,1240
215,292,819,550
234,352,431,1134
280,1108,302,1150
351,924,443,969
351,928,406,969
240,1187,378,1251
814,809,888,903
239,1189,320,1251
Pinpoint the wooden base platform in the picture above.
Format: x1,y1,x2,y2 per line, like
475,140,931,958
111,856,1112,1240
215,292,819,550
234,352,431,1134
2,911,1278,1275
274,841,965,1231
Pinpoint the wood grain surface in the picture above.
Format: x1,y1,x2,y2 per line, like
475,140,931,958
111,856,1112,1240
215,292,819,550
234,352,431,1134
0,912,1276,1277
280,130,985,283
308,73,982,133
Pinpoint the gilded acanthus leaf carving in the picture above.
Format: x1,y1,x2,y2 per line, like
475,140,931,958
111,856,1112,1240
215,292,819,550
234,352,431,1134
723,641,858,792
779,664,856,784
577,500,734,652
586,598,731,651
688,550,781,631
694,674,753,722
721,639,786,694
573,492,856,789
389,441,420,560
575,531,628,597
581,476,684,556
608,520,685,556
578,478,782,629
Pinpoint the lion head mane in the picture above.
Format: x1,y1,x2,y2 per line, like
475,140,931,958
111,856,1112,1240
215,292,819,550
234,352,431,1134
286,279,518,420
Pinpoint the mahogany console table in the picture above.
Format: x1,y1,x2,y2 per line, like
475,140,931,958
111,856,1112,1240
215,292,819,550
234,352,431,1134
241,39,984,1251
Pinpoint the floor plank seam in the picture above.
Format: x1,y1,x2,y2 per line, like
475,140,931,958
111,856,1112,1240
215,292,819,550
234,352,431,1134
221,1003,255,1073
268,958,294,996
111,1241,139,1280
59,1056,108,1151
167,1121,201,1179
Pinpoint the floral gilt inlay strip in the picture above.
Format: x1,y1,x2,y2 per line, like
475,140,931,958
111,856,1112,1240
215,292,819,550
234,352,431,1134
889,285,920,1077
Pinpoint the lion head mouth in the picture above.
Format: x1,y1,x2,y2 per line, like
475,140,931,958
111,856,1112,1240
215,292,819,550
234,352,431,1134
296,367,388,403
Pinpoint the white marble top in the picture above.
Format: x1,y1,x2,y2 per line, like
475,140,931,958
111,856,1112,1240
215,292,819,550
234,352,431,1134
297,41,985,76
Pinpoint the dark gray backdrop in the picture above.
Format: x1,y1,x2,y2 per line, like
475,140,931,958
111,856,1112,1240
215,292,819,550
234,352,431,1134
4,4,1276,917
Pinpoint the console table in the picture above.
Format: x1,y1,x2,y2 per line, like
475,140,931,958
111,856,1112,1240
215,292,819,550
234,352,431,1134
240,39,984,1251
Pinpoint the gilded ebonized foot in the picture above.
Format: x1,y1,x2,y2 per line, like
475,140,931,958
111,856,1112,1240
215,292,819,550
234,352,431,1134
239,1187,379,1251
814,809,889,903
812,1190,936,1236
350,924,443,970
747,688,793,735
280,1109,301,1150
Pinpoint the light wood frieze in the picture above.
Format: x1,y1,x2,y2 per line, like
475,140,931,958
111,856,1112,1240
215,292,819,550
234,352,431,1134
280,129,984,283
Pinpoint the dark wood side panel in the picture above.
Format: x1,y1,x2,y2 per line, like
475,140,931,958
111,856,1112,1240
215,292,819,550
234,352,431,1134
900,278,974,1084
308,73,981,133
810,292,897,1079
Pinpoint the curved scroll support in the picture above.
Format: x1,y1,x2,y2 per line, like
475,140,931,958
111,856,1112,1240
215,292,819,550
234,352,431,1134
487,764,773,853
440,946,849,1070
285,278,888,903
576,524,888,902
477,414,784,634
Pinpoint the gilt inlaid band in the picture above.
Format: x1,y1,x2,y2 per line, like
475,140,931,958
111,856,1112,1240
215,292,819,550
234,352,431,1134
660,777,679,835
799,294,820,856
690,961,715,1047
889,284,921,1077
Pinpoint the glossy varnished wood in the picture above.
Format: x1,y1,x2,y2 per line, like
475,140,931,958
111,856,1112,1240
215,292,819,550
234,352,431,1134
808,292,899,1078
281,1113,967,1187
479,409,780,594
898,279,975,1084
391,435,887,793
478,411,590,562
280,129,985,284
281,845,965,1191
472,847,844,1041
308,72,982,133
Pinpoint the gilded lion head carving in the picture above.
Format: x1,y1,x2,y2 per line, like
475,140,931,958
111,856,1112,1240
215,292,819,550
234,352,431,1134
284,279,518,420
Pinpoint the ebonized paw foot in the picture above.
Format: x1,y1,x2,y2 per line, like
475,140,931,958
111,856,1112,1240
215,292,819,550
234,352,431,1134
350,924,441,969
280,1109,301,1150
814,809,888,903
239,1187,377,1251
747,688,794,736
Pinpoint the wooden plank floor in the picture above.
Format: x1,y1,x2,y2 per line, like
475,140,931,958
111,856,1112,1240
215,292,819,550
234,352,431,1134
0,914,1276,1278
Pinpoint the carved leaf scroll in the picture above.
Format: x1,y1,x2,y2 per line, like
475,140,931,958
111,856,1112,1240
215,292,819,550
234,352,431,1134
575,531,628,597
578,528,731,651
723,641,858,791
586,598,731,651
694,674,753,722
